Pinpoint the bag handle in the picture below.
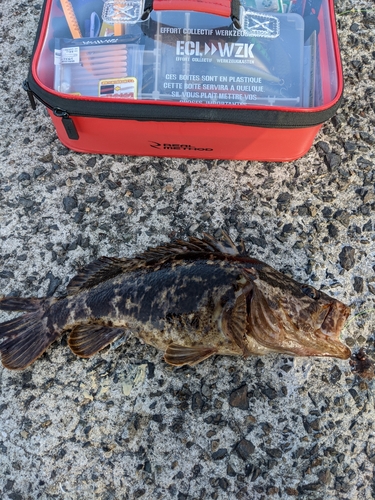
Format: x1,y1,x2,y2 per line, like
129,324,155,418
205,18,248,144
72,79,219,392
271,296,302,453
142,0,241,27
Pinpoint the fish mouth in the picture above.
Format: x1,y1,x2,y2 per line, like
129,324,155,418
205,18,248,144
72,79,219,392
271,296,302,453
247,282,351,359
314,302,351,359
320,302,350,338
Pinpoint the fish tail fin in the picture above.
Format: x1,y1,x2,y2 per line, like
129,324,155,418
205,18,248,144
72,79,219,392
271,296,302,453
0,296,59,370
0,296,43,312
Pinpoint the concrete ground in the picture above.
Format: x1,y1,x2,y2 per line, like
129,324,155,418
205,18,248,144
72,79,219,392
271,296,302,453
1,0,375,498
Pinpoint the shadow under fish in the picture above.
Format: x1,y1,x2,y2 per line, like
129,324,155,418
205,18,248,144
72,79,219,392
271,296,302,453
0,232,351,370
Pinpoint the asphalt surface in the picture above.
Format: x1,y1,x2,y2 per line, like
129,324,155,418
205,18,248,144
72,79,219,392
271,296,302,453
1,1,375,499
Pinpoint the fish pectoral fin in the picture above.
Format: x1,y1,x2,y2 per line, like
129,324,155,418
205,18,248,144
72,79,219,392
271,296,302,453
68,324,125,358
164,343,217,366
227,293,248,353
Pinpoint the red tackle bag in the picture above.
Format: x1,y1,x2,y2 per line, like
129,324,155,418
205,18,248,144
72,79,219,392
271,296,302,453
24,0,343,161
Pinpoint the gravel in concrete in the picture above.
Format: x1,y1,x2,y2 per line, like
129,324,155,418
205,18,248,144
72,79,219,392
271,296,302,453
1,1,375,499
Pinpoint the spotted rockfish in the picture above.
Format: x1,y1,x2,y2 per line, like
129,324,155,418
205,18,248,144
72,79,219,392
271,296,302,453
0,233,351,370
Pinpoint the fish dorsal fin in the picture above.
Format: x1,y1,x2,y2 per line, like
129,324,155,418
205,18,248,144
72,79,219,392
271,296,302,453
68,323,125,357
164,343,217,366
201,231,246,256
138,231,245,263
67,232,245,294
67,257,132,294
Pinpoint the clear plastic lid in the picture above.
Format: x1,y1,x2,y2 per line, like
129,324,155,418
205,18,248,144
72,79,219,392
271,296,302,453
35,0,341,108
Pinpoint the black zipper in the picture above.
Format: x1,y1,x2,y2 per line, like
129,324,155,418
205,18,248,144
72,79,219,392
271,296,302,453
23,75,343,131
23,80,37,110
23,0,80,139
23,75,344,131
23,80,79,140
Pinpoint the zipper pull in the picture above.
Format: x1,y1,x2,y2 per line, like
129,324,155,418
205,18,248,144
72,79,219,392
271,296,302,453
54,108,79,140
23,80,36,110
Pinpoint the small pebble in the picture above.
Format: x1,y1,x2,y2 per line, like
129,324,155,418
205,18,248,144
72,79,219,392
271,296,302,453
339,246,356,270
63,196,78,214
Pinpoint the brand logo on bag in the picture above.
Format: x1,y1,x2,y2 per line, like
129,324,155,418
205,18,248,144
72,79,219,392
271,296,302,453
176,41,255,59
150,141,213,152
241,11,280,38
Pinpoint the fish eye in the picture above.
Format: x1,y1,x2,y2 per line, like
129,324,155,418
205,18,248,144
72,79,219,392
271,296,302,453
301,285,320,300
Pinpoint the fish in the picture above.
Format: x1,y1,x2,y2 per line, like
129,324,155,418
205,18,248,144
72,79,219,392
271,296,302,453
0,232,351,370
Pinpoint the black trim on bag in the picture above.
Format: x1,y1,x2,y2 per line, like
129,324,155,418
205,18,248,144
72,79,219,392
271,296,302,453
25,75,343,130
